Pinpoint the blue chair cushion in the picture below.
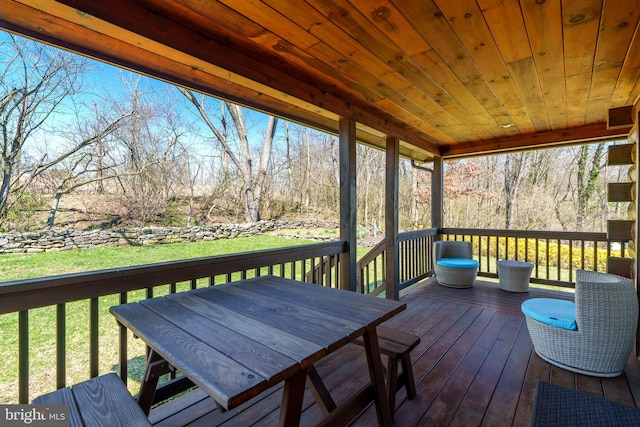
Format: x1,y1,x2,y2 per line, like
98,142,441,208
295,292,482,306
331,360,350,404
521,298,577,330
437,258,478,269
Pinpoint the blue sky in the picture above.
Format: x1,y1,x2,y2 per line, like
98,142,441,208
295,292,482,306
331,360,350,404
0,29,311,169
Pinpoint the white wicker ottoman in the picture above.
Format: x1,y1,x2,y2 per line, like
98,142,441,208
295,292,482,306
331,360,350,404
497,260,533,292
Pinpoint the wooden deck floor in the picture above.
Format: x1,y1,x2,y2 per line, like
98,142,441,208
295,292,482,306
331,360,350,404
148,278,640,426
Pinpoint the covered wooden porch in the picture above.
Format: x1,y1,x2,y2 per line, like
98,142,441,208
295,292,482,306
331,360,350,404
1,1,640,426
149,278,640,426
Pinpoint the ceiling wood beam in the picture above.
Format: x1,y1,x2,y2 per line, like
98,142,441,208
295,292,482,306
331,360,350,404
440,123,631,158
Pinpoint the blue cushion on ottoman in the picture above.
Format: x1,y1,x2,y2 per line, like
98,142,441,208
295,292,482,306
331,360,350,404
436,258,479,269
521,298,577,330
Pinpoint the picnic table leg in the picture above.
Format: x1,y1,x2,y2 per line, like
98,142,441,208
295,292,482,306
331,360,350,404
279,367,308,427
307,365,337,415
137,349,169,415
363,327,394,427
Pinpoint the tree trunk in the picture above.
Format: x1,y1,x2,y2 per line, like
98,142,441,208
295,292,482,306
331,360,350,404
244,186,260,222
0,166,13,217
46,185,64,228
576,144,605,230
504,153,527,230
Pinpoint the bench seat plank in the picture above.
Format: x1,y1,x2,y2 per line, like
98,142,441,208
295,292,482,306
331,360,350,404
32,373,150,427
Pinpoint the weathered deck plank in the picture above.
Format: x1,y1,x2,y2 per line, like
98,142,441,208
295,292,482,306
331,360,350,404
149,278,640,426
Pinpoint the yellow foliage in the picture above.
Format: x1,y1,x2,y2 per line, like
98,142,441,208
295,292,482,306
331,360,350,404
455,236,619,272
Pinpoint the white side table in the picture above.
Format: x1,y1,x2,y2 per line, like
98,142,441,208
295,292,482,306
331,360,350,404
497,260,534,292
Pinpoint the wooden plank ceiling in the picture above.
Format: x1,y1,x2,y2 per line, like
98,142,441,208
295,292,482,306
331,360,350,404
1,0,639,161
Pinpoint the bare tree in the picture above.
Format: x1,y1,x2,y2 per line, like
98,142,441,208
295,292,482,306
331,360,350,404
178,87,277,222
114,82,193,224
0,35,135,226
42,102,135,227
575,143,606,230
504,152,528,229
0,36,84,218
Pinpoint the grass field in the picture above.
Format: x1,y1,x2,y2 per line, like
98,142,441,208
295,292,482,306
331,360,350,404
0,235,361,404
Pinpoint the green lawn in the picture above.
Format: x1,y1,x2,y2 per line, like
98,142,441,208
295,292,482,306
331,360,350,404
1,235,362,404
0,235,314,280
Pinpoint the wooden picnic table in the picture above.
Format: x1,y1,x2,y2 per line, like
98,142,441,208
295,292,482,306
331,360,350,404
110,275,405,426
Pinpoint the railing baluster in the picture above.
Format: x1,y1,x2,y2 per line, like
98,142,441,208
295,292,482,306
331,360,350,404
545,239,550,279
19,310,28,404
90,297,99,378
56,303,66,390
535,238,539,277
410,239,416,279
486,235,491,273
569,240,573,282
119,292,128,387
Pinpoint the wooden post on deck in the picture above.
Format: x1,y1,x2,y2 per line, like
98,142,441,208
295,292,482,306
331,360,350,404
432,156,444,237
386,136,400,300
632,108,640,357
609,104,640,356
339,118,357,292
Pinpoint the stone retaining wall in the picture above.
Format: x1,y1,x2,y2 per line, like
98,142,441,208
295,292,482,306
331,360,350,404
0,220,339,253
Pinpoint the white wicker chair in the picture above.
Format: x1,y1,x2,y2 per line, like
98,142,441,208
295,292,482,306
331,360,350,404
523,270,639,377
433,241,478,288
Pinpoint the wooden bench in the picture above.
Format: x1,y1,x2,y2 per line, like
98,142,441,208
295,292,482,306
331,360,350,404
362,325,420,411
32,373,151,427
308,325,420,416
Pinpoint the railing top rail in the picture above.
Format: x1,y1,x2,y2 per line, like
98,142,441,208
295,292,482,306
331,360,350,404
398,228,438,242
442,228,608,241
0,240,348,315
358,239,386,267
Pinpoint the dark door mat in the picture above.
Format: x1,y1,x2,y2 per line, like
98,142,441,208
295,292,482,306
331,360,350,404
532,380,640,426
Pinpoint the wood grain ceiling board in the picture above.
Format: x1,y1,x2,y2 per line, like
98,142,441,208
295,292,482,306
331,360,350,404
301,0,477,141
433,0,535,131
586,0,640,123
563,0,603,128
392,1,520,134
519,0,567,131
611,26,640,107
246,0,459,143
349,0,501,142
0,0,636,160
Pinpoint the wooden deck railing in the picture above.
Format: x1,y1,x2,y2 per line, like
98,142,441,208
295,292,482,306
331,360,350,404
358,227,626,295
441,228,626,288
0,227,626,404
0,241,347,404
358,228,438,296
